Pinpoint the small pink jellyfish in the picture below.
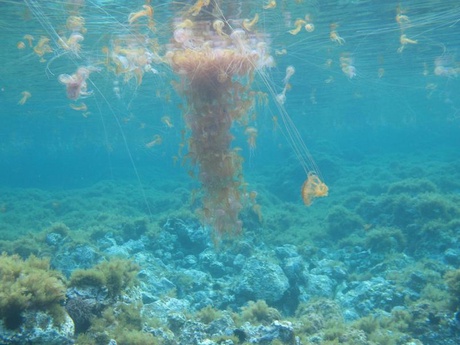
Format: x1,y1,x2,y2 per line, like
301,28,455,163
58,66,97,100
342,65,356,79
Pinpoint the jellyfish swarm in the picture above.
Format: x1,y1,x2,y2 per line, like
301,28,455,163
166,19,273,241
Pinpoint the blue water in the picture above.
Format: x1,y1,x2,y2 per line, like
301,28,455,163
0,0,458,187
0,0,458,233
1,1,460,343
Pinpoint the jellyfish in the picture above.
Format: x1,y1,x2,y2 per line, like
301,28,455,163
245,127,258,150
23,34,34,47
289,19,306,35
145,135,162,148
33,36,53,57
164,9,276,241
188,0,210,16
18,91,31,105
301,173,328,206
263,0,276,10
128,4,154,29
242,13,259,32
304,23,315,32
276,67,295,105
397,26,418,53
434,55,459,78
330,23,345,45
65,32,84,54
58,66,97,100
66,15,86,33
304,14,315,32
69,103,87,111
283,65,295,85
161,116,174,128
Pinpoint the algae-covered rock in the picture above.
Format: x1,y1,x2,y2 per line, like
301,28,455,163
0,311,74,345
364,226,406,253
69,258,139,298
0,253,67,330
326,206,363,238
0,253,73,344
241,300,281,325
444,268,460,310
235,257,289,303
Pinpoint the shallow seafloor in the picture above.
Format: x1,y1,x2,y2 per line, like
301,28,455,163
1,132,460,345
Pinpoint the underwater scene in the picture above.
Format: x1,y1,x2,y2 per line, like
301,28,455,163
1,0,460,344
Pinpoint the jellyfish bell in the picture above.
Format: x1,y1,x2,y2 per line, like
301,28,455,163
342,64,357,79
212,19,226,36
58,73,82,100
283,65,295,84
304,22,315,32
229,29,252,55
173,27,192,44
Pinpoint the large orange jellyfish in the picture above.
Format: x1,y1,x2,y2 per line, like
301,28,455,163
301,172,329,206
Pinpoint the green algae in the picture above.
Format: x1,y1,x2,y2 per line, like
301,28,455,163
76,303,160,345
364,226,406,253
326,205,363,238
195,305,223,324
240,300,281,325
444,268,460,310
70,258,139,298
0,253,66,329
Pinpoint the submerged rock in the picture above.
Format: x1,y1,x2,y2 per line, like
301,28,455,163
0,311,74,345
235,257,289,303
337,276,405,320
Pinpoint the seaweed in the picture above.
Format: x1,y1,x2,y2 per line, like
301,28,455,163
0,253,66,329
241,300,281,325
364,227,406,253
326,206,363,238
444,268,460,310
69,258,139,298
195,305,223,324
75,300,160,344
